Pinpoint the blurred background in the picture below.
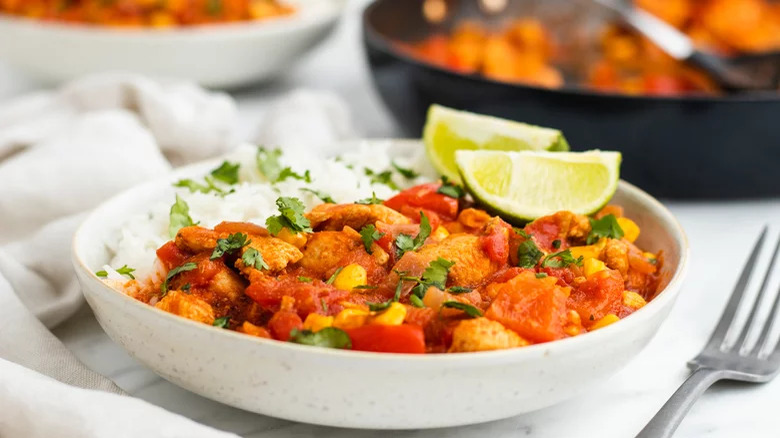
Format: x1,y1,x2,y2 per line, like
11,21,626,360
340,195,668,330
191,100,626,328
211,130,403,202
0,0,778,197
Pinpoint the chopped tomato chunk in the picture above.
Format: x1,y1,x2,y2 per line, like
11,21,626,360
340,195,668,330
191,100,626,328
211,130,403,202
384,183,459,220
347,324,426,354
485,271,570,343
268,310,303,341
156,241,190,270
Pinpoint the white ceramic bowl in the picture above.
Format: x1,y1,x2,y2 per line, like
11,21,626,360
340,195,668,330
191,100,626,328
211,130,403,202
0,0,342,88
72,140,689,429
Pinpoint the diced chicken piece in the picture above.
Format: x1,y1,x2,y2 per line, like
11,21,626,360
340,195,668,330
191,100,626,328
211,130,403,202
448,318,529,352
175,226,219,253
306,203,411,232
297,230,363,278
155,290,215,324
236,237,303,273
553,211,591,244
416,234,502,287
603,238,629,276
213,221,270,237
207,268,247,304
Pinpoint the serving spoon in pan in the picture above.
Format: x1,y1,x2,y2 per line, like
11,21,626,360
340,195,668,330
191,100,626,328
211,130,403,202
593,0,780,92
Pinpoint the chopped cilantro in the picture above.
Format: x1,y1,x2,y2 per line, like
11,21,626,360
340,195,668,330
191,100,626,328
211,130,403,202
368,301,391,311
368,277,404,311
301,188,335,203
649,257,658,265
160,262,197,297
242,247,269,270
276,167,311,183
587,214,624,244
364,168,399,190
395,212,432,258
256,147,284,181
354,285,378,290
265,197,312,236
320,298,328,312
409,295,424,308
541,249,584,268
95,265,136,280
391,161,419,179
359,224,385,254
213,316,229,328
442,301,483,318
422,257,455,290
182,283,191,293
437,176,465,199
289,327,352,349
210,233,250,260
355,192,384,205
326,267,344,285
535,272,548,279
517,239,543,268
298,276,313,283
169,194,195,238
173,176,225,195
448,286,472,294
210,161,240,185
552,239,562,249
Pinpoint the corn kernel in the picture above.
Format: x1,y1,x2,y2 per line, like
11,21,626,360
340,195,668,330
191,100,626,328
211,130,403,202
431,225,450,241
583,258,607,278
333,263,368,291
623,291,647,309
333,308,369,329
303,313,334,332
238,321,271,338
617,217,640,243
276,228,307,248
591,314,620,330
569,245,598,261
564,325,582,336
643,252,657,262
371,302,407,326
567,309,582,326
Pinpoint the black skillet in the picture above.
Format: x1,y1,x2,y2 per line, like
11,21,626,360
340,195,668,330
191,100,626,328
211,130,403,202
361,0,780,199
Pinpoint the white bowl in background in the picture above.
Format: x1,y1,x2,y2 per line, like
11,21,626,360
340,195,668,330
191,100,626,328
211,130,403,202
71,139,689,429
0,0,343,88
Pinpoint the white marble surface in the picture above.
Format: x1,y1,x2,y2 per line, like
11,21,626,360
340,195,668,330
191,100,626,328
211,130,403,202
3,0,780,436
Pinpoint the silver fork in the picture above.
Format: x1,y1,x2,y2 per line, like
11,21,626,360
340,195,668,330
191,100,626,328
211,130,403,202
638,227,780,437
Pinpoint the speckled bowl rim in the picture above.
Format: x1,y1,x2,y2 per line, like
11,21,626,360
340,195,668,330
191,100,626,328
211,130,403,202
72,139,689,367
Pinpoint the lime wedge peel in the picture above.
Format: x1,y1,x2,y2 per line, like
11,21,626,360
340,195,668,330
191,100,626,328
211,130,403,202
423,104,569,183
455,150,622,223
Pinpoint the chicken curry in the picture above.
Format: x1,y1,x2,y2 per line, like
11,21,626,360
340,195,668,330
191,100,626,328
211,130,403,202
123,182,662,354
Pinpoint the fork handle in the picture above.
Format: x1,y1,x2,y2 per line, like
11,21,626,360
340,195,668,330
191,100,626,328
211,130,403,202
636,368,726,438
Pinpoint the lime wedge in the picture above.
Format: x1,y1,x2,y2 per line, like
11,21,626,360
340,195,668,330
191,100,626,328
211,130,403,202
423,104,569,183
456,150,621,222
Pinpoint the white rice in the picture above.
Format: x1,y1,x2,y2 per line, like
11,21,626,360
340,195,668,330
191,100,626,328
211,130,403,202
104,141,434,281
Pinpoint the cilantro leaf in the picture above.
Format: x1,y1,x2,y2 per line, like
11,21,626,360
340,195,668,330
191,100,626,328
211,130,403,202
517,239,543,268
298,276,313,282
535,272,548,278
441,301,483,318
513,227,530,239
210,233,250,260
541,249,584,268
448,286,472,294
169,194,195,238
95,265,135,280
552,239,562,249
395,212,432,258
355,192,384,205
276,167,311,183
364,168,399,190
587,214,625,244
422,257,455,290
265,197,312,236
210,161,240,185
256,147,284,181
437,176,465,199
359,224,385,254
213,316,229,328
392,161,419,179
301,188,335,203
289,327,352,349
354,285,378,290
368,276,404,311
161,262,198,297
173,177,225,195
242,247,269,270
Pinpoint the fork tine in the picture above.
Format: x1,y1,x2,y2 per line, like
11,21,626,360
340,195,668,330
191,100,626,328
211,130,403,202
703,226,768,352
756,282,780,357
734,234,780,352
